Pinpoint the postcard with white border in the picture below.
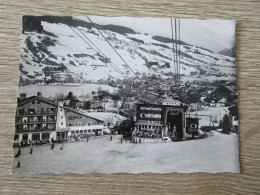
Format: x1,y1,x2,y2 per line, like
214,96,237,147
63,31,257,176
12,16,239,174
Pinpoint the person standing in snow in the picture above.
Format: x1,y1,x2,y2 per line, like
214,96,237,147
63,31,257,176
50,142,54,150
17,147,21,157
60,139,63,150
29,147,33,155
110,135,112,141
17,160,20,168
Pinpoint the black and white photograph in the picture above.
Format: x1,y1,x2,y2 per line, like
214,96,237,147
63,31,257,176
11,16,239,174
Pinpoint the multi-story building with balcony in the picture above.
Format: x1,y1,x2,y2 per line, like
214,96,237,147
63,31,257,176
15,95,59,143
14,94,104,144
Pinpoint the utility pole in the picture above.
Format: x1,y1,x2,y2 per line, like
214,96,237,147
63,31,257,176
171,18,177,84
175,18,178,83
178,19,181,82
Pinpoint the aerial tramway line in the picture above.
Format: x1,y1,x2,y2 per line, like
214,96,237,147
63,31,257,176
86,17,138,78
68,26,127,79
68,17,182,83
171,18,181,85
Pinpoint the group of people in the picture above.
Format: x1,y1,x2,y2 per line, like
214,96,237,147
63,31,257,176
15,141,34,168
50,138,65,150
130,137,142,144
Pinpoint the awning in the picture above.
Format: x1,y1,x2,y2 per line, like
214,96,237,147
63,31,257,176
56,127,71,132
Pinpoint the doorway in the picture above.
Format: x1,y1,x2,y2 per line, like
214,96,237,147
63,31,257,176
166,110,183,138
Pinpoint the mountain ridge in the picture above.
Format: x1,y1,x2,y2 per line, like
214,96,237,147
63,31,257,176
19,17,236,84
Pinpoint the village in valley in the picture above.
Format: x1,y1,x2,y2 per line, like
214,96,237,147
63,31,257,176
15,73,238,143
12,16,239,173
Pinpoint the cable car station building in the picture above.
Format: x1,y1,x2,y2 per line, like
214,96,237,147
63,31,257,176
135,91,198,140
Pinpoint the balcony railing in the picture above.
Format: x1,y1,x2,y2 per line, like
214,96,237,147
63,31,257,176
15,119,56,124
16,110,57,116
15,127,56,133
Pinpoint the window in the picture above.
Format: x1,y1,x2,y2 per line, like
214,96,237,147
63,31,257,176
61,122,63,125
88,123,91,126
42,133,49,140
84,130,87,133
76,130,79,134
32,100,35,104
18,109,24,115
141,113,145,117
71,131,75,134
22,134,28,140
88,130,91,132
37,100,40,104
61,116,63,119
191,124,196,128
28,109,35,114
80,130,83,134
32,133,40,141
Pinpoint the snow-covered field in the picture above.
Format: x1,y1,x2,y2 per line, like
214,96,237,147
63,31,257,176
12,131,239,174
18,83,117,98
189,106,230,127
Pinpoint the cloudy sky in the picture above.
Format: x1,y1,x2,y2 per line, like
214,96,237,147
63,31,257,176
76,16,236,53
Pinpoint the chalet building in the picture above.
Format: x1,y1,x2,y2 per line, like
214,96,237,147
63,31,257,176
61,106,104,137
14,94,104,144
15,95,59,143
214,85,237,99
135,92,199,140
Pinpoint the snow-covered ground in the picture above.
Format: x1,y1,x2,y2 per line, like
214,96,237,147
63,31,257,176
189,106,230,127
11,131,239,174
18,83,117,98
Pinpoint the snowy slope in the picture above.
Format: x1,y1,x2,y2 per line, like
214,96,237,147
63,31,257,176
12,132,239,173
19,17,236,82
